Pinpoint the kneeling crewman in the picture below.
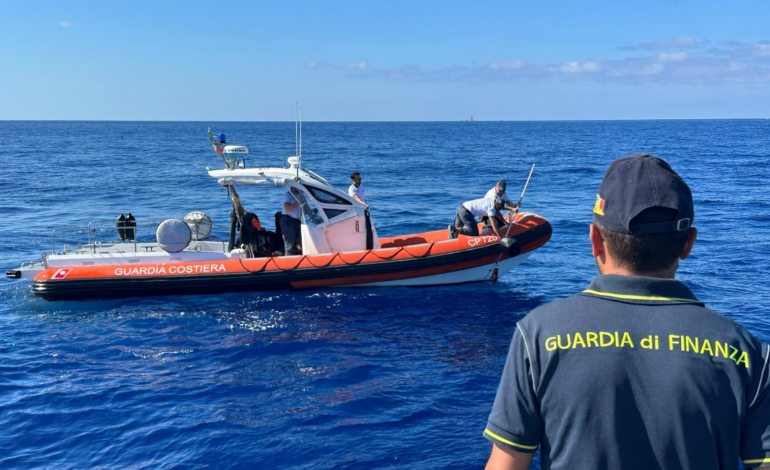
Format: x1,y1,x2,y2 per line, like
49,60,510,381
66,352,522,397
451,197,506,239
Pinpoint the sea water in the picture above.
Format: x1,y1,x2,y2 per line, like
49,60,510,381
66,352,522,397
1,120,768,469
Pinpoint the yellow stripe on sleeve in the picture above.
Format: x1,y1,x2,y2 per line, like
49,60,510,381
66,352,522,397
483,429,539,450
742,457,770,465
583,289,696,303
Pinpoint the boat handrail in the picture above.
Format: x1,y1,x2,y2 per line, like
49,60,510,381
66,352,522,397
51,219,168,254
50,219,228,255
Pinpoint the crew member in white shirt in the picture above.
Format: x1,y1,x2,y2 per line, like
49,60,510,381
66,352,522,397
348,172,369,210
483,179,520,231
450,197,505,239
485,180,519,211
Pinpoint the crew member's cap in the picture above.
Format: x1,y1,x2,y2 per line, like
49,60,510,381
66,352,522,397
593,153,693,235
496,180,507,191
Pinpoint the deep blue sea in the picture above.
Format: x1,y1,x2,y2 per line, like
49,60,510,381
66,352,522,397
1,120,769,469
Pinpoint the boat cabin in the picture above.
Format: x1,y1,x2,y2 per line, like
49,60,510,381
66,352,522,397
209,156,379,256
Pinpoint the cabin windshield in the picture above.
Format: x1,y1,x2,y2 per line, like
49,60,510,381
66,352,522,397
303,168,329,185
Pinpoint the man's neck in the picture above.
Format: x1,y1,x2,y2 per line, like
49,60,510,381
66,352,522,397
597,260,678,279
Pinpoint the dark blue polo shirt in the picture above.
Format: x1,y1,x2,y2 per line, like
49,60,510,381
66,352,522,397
485,275,770,469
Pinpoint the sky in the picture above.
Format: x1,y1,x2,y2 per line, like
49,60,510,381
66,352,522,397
1,0,769,121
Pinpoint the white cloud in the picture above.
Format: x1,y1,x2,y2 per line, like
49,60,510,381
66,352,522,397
658,52,689,62
59,20,71,28
639,63,664,75
752,44,770,57
346,61,368,69
308,39,770,85
305,61,336,70
489,60,523,70
620,36,701,51
553,61,601,73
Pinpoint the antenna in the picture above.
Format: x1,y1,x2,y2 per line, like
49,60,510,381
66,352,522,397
294,102,298,164
299,108,302,160
297,108,302,180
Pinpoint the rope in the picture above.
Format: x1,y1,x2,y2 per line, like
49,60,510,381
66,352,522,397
234,240,436,275
403,241,435,258
336,251,371,265
483,209,522,284
482,253,504,282
237,256,271,274
265,255,306,271
211,222,232,232
302,252,341,268
366,246,404,260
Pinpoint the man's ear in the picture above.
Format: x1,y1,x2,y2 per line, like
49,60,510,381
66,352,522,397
589,223,604,258
679,227,697,260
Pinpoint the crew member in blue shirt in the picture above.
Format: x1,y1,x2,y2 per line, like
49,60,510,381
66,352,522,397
484,153,770,470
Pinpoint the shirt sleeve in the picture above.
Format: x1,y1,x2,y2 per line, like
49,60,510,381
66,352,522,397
485,201,496,217
484,324,542,453
741,343,770,468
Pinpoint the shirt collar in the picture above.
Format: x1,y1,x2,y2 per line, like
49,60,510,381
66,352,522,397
580,274,703,306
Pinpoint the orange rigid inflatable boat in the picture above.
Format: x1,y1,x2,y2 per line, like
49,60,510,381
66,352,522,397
28,215,550,300
8,129,551,301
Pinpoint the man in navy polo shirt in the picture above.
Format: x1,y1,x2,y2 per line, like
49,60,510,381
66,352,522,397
484,154,770,469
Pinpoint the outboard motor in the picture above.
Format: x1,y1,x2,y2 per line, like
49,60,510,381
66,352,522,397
208,128,248,170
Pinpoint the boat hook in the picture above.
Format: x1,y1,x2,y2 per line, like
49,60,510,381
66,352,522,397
486,163,536,285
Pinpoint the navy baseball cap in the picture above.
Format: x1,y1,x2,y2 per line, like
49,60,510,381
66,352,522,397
593,154,694,235
497,180,507,191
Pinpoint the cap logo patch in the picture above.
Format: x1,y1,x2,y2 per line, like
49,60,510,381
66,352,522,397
593,195,605,216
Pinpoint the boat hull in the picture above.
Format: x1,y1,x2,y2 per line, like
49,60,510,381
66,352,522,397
349,252,532,287
29,216,551,301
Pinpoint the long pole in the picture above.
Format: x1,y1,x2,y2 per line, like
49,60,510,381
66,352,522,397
485,163,537,284
517,163,536,206
504,163,535,238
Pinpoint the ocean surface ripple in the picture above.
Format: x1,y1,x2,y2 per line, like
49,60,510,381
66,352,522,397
1,120,768,469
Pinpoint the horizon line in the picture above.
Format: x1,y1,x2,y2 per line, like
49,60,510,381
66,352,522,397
1,117,767,123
